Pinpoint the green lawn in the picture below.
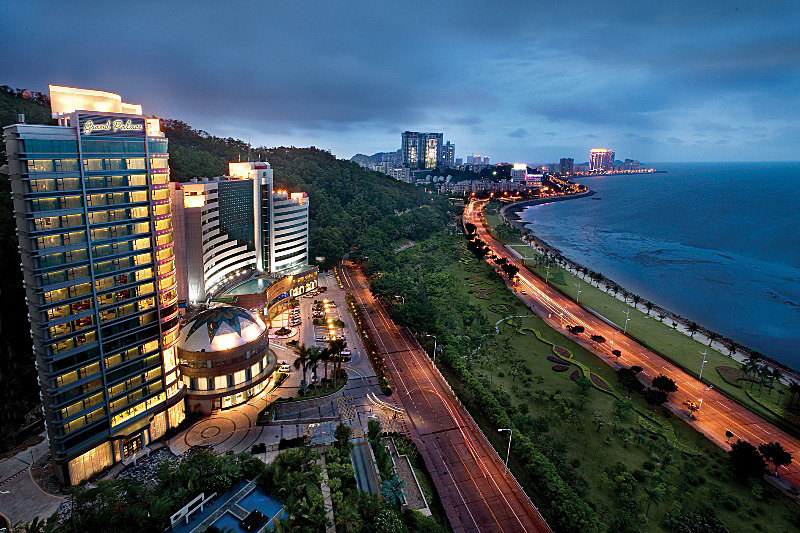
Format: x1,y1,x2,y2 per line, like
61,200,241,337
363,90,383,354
441,240,800,532
484,201,798,435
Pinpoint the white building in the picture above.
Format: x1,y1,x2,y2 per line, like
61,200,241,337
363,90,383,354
171,162,309,306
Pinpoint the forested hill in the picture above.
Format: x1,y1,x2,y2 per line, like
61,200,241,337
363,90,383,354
162,119,428,268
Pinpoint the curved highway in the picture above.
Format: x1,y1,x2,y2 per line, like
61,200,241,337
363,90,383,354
340,263,551,533
466,199,800,488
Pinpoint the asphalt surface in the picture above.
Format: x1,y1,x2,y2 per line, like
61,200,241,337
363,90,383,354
466,199,800,488
340,263,551,533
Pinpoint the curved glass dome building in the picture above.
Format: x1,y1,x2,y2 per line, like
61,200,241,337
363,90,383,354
177,305,275,414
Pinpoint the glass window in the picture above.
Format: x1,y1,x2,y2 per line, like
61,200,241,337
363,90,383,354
28,160,55,173
149,158,168,169
126,158,146,170
83,159,103,171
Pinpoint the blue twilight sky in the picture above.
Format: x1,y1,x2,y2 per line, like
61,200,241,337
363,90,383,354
2,1,799,163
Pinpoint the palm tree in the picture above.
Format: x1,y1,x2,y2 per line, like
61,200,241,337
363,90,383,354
643,482,667,515
632,294,641,309
645,302,654,316
769,368,783,395
292,342,313,390
327,338,346,387
789,381,800,406
381,476,405,508
707,332,719,347
308,346,323,387
687,322,698,338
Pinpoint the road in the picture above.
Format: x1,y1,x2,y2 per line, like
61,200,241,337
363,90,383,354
466,199,800,488
339,263,551,533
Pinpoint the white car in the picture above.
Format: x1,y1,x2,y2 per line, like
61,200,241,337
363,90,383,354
278,362,290,372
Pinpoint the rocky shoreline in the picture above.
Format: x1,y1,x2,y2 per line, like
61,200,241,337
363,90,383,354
497,193,799,378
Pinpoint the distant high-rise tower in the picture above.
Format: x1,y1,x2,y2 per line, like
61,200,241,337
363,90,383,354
442,141,455,168
559,158,574,174
483,156,490,166
589,149,614,171
3,86,185,485
401,131,443,169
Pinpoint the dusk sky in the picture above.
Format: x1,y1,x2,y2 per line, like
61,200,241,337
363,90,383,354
2,1,799,163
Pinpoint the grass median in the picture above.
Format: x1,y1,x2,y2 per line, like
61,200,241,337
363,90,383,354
486,201,798,435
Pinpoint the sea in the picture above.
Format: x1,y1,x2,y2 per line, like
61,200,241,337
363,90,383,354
517,162,800,369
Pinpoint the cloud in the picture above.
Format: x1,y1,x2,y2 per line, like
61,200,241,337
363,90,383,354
0,0,798,161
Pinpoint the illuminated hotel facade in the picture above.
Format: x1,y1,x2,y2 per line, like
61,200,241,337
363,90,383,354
3,86,184,485
171,162,310,306
589,148,614,172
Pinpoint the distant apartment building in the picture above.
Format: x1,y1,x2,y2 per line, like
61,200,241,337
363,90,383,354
525,173,543,187
387,166,411,183
511,163,528,181
483,156,490,166
442,141,455,168
401,131,443,169
171,162,309,305
559,157,574,174
455,157,463,167
590,149,614,171
3,86,185,485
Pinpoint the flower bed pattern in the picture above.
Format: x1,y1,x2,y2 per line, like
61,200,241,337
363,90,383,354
552,365,570,372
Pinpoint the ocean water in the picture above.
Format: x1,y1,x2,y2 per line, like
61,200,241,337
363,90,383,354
518,162,800,368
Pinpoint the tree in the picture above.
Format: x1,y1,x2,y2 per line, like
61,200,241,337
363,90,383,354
612,349,622,359
617,368,644,398
643,481,667,516
590,334,605,344
632,294,641,308
707,331,719,346
592,411,605,432
575,376,592,409
729,439,766,480
643,388,668,410
758,441,792,476
381,476,405,508
630,365,643,374
688,322,699,338
651,374,678,394
335,423,352,450
645,302,654,316
327,338,346,387
789,381,800,406
464,222,476,235
292,342,313,389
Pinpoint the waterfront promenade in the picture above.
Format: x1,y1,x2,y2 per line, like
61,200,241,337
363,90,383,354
466,199,800,491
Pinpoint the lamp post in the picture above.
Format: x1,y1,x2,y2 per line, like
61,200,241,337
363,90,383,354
699,348,709,380
623,309,631,334
422,334,437,364
498,428,512,470
545,262,551,283
576,282,582,304
698,385,713,415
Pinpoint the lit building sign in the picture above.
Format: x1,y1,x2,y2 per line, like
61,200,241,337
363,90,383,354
82,118,144,135
77,113,146,138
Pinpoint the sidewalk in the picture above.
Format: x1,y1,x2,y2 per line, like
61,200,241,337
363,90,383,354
0,435,63,527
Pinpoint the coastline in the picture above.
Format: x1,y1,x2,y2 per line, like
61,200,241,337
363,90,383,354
497,193,798,377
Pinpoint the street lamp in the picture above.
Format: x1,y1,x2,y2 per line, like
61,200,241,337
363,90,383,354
576,282,582,304
698,385,713,414
422,334,437,364
623,309,631,334
699,348,709,380
498,428,512,469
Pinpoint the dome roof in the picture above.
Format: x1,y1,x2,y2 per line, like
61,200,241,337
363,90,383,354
178,305,266,353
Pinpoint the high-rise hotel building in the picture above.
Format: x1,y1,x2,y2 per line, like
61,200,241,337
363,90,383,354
589,149,614,172
3,86,184,485
171,161,310,306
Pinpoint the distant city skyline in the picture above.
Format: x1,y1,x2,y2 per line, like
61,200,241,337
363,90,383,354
2,1,799,162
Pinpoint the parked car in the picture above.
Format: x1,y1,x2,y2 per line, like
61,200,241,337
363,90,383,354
278,362,290,372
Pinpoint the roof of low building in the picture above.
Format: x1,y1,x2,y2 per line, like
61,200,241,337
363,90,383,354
178,305,266,353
